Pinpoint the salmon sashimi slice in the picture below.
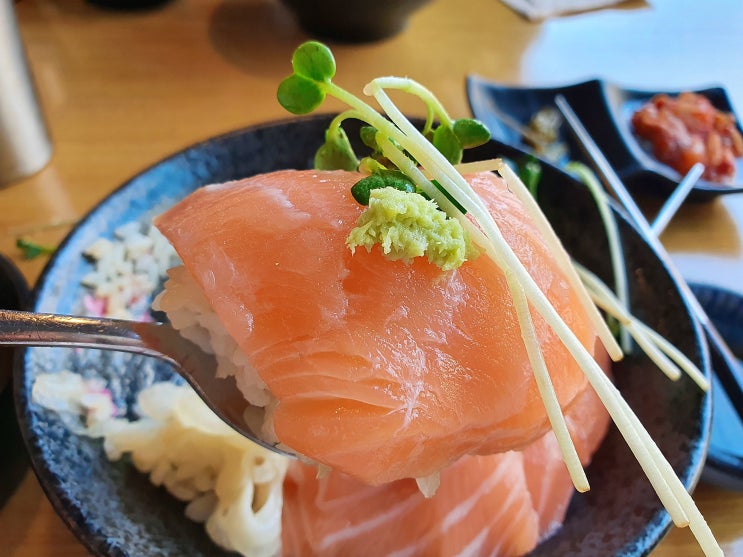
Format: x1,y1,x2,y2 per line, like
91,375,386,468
154,169,601,485
521,351,611,539
281,453,539,557
281,379,610,556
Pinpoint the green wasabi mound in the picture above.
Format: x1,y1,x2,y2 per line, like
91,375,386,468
346,187,477,271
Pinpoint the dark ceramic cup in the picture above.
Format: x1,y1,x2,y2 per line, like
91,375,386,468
279,0,432,43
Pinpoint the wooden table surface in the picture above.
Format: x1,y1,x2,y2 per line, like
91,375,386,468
2,0,743,555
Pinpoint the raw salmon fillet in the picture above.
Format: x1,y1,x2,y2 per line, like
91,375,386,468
521,347,611,540
281,378,611,556
282,453,538,557
155,169,601,485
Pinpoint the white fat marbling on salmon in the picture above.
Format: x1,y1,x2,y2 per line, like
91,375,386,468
317,490,422,551
387,454,522,557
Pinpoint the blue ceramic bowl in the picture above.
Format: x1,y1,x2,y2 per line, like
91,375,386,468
15,115,711,556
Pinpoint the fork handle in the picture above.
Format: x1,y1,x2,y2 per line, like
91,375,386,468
0,308,166,360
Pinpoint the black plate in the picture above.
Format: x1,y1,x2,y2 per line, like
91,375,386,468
467,75,743,202
601,83,743,201
466,75,606,169
689,283,743,490
15,115,711,557
0,253,31,509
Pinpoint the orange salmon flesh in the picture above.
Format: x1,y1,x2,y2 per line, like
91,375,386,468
154,169,606,485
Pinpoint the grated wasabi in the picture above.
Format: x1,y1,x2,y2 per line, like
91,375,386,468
346,187,476,271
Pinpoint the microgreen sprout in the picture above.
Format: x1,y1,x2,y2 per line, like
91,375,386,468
277,41,491,206
565,161,630,351
517,156,543,198
351,170,416,205
16,238,56,260
314,112,360,171
276,42,336,114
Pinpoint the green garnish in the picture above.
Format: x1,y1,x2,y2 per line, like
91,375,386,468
351,170,416,205
314,119,359,171
453,118,492,148
277,41,491,271
565,160,630,350
17,238,56,260
430,180,467,214
276,42,335,114
346,188,476,271
517,156,542,197
360,126,379,150
277,41,489,183
278,43,489,168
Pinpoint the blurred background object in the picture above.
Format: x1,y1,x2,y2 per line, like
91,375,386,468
0,0,52,187
278,0,432,43
500,0,632,20
0,252,30,510
86,0,173,10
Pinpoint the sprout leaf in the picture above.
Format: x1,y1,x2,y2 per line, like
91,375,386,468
315,127,359,171
351,170,416,205
291,41,336,82
277,75,325,114
432,124,463,165
453,119,490,149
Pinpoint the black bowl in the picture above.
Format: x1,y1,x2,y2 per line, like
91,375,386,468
0,253,31,509
467,75,743,202
466,75,607,170
15,115,711,556
689,283,743,490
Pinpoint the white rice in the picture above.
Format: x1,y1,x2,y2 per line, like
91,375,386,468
81,222,180,320
152,265,275,411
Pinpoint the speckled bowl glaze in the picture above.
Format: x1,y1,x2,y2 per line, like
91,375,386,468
15,115,711,557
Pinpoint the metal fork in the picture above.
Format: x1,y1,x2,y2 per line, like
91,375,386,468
0,308,290,456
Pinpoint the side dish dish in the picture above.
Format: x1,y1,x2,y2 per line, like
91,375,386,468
632,91,743,183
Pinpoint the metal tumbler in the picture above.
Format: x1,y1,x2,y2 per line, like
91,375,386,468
0,0,52,186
